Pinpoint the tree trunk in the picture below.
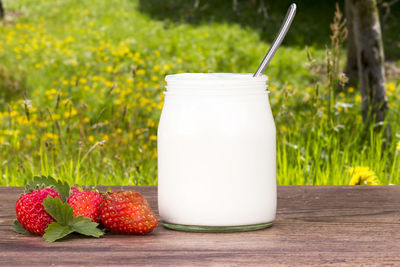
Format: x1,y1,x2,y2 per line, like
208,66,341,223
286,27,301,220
0,0,5,20
347,0,389,137
344,0,358,84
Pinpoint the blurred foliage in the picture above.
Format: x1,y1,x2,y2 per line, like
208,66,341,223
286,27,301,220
0,65,26,102
0,0,399,186
138,0,400,59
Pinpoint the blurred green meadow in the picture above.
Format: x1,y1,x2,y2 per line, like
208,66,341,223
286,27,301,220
0,0,399,186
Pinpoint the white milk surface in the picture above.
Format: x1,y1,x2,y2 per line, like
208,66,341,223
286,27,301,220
158,73,276,226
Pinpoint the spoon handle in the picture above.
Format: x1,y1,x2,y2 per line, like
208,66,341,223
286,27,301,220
253,3,297,77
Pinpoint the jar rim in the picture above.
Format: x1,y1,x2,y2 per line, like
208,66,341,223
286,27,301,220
165,73,268,83
165,73,268,94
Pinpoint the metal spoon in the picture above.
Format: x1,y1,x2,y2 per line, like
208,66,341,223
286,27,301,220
253,3,297,77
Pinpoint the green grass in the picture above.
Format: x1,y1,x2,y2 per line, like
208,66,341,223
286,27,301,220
0,0,399,186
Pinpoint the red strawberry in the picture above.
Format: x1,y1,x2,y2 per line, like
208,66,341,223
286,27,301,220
70,186,80,194
15,188,61,235
100,191,158,234
67,189,103,223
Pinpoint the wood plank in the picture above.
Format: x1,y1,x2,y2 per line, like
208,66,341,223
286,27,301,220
1,186,400,266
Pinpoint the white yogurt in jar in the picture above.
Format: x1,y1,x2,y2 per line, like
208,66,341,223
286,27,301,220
157,73,276,229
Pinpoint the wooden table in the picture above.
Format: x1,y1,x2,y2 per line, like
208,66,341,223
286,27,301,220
1,186,400,266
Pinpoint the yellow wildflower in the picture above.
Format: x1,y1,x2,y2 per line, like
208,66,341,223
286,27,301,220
349,166,379,185
43,132,58,141
51,114,60,120
386,82,395,92
79,78,87,84
163,64,171,71
136,69,145,75
348,87,355,93
396,141,400,151
105,81,113,87
45,88,57,95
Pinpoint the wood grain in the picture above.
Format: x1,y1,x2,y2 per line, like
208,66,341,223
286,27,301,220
1,186,400,266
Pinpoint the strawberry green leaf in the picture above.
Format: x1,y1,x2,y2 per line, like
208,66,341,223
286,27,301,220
42,196,103,241
25,175,71,201
43,196,73,225
13,220,29,234
70,216,104,238
43,222,74,243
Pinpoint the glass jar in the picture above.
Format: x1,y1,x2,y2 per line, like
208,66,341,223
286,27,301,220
157,73,276,232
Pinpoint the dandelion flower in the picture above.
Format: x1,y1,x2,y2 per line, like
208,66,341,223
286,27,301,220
386,82,395,92
349,166,379,185
396,141,400,151
136,69,145,75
